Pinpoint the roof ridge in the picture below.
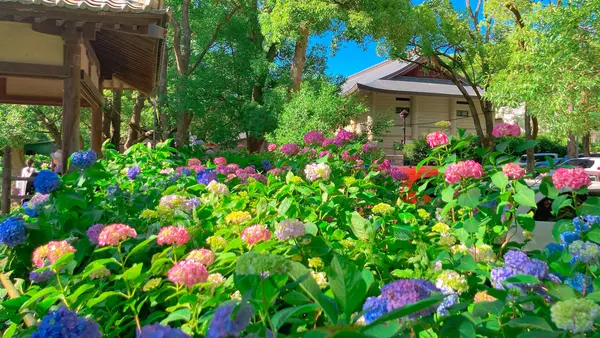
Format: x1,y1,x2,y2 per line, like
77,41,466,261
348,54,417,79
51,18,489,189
346,59,395,81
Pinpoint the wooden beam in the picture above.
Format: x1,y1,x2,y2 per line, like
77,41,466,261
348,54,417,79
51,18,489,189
62,22,82,173
2,146,11,215
91,101,103,155
80,69,103,107
0,61,69,79
0,77,6,95
102,23,166,38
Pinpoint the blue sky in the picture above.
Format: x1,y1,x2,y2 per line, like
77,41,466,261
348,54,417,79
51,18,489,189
315,0,467,77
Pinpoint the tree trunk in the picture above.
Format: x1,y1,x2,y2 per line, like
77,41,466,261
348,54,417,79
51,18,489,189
33,108,62,146
175,111,193,147
567,133,578,159
158,41,169,141
290,25,310,94
125,93,146,149
102,104,111,141
482,99,495,147
110,90,122,148
582,133,591,156
524,111,535,174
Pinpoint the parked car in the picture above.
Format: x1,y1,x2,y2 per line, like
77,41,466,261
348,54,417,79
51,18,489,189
560,157,600,173
518,153,562,168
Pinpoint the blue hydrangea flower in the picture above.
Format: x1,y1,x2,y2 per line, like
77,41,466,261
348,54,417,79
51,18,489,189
137,323,190,338
504,250,530,269
560,231,581,245
0,217,27,247
71,150,97,170
107,184,120,196
29,269,55,283
437,293,458,316
127,166,141,180
23,202,38,218
545,243,565,256
491,266,518,289
569,241,600,263
32,306,101,338
565,272,594,294
362,296,388,324
33,170,61,194
261,160,273,171
197,169,217,185
206,302,253,338
179,168,191,176
523,259,549,279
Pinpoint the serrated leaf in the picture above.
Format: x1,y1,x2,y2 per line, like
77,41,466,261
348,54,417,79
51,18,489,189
327,256,367,320
514,182,536,208
123,263,143,282
87,291,124,307
160,308,191,325
20,287,57,311
126,236,157,261
472,300,504,317
271,304,319,329
458,188,481,208
503,274,539,285
491,172,509,190
441,186,455,203
508,316,552,331
551,195,571,215
440,314,476,338
516,214,535,232
278,197,293,217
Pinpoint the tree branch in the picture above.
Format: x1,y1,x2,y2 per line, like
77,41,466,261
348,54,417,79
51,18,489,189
170,16,186,76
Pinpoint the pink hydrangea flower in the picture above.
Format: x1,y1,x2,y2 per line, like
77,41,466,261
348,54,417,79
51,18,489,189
98,224,137,246
189,164,205,173
304,131,325,145
335,129,354,145
341,150,358,162
157,226,190,246
492,123,521,138
267,168,283,177
302,147,317,157
362,142,378,153
188,158,202,167
241,224,272,245
552,168,591,190
167,259,208,287
280,143,300,156
376,159,392,173
321,138,335,147
425,132,449,149
319,150,333,158
160,168,174,175
186,248,215,266
267,143,278,152
502,163,525,180
445,160,483,184
32,240,76,268
214,157,227,165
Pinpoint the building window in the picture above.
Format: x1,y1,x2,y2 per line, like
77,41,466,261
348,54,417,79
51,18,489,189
457,101,469,105
396,107,410,114
396,97,411,102
456,110,469,117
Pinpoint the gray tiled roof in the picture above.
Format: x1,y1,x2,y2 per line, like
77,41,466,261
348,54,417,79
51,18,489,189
0,0,167,14
342,59,479,97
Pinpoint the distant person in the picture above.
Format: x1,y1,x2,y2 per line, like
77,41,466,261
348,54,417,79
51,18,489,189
50,150,63,175
22,172,38,205
16,158,35,196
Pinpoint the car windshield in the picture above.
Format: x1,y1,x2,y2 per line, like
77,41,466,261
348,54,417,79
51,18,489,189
562,159,594,168
520,155,557,162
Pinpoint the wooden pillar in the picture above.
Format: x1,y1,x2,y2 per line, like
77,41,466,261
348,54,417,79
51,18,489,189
91,104,103,155
2,146,11,215
410,96,418,139
449,98,457,135
62,24,82,172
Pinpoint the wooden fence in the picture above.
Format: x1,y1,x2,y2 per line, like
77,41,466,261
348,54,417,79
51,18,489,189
1,146,34,215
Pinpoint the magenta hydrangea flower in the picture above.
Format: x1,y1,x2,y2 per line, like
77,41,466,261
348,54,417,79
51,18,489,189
157,226,190,246
445,160,483,184
390,167,409,181
425,131,449,148
362,142,378,153
302,147,317,158
97,224,137,246
341,150,358,162
167,259,208,287
492,123,521,137
241,224,272,245
304,131,325,145
335,129,354,145
188,158,202,167
214,157,227,165
321,138,335,147
87,224,105,245
552,168,591,190
280,143,300,156
267,168,283,177
275,219,305,240
267,143,277,152
186,248,215,266
32,240,76,268
502,163,525,180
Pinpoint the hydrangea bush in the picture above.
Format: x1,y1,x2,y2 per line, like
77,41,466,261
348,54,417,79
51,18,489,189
0,130,599,337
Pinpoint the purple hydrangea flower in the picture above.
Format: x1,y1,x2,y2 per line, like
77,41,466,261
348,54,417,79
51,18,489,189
0,217,27,247
380,279,439,318
491,266,518,289
71,150,97,170
362,142,378,153
548,273,562,284
137,323,190,338
87,224,105,245
523,259,549,279
34,170,61,194
261,160,273,171
280,144,300,156
334,129,354,145
390,167,409,181
32,306,101,338
362,296,388,324
29,269,55,283
504,250,531,269
321,138,335,147
437,293,458,316
206,302,253,338
127,166,141,180
303,131,325,145
23,193,50,218
197,169,217,185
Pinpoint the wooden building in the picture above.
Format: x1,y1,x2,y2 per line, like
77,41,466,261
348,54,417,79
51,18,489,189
0,0,169,170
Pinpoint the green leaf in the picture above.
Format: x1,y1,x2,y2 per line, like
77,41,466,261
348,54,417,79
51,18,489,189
349,212,372,241
361,270,374,291
552,219,572,243
67,283,96,305
503,274,540,285
123,263,143,282
160,308,191,325
580,197,600,215
456,255,477,272
508,316,553,331
327,256,367,320
463,218,479,233
441,186,455,203
547,285,578,301
514,182,537,208
458,188,481,208
2,323,17,338
472,300,504,317
551,195,571,215
362,295,443,329
491,172,509,190
440,315,476,338
278,197,293,217
515,140,539,152
540,180,559,199
516,214,535,232
586,291,600,301
587,229,600,244
126,235,157,261
271,304,319,329
288,261,338,324
392,225,413,241
51,252,75,270
87,291,124,307
20,287,57,311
